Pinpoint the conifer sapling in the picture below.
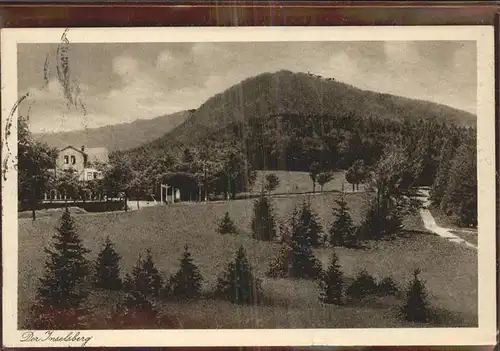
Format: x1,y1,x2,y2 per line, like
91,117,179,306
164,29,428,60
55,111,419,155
170,244,204,300
93,236,122,290
329,184,359,248
401,269,430,322
319,251,344,305
216,246,262,304
218,212,238,234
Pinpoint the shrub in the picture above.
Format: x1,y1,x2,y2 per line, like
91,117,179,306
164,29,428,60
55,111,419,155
318,252,344,305
346,270,378,299
93,236,122,290
359,192,403,241
28,209,91,329
251,195,277,241
218,212,238,234
169,244,204,300
377,276,399,296
400,269,431,322
123,249,163,298
264,173,280,194
215,246,262,305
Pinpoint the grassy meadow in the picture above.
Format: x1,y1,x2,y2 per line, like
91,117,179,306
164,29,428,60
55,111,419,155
18,185,478,329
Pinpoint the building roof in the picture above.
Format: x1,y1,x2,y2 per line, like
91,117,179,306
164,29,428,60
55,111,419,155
59,145,109,165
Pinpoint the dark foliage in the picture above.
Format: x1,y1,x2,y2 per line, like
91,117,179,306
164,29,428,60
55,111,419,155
329,186,360,248
251,194,277,241
218,212,238,235
346,270,379,299
400,269,431,323
215,246,262,305
377,276,399,297
123,249,163,298
359,191,403,241
93,236,122,290
28,209,91,329
169,245,204,300
318,252,344,305
264,173,280,194
267,206,322,280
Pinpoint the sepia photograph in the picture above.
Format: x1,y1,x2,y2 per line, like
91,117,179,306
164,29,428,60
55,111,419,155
1,26,496,347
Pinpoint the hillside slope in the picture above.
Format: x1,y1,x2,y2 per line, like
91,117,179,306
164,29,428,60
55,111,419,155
159,70,476,146
34,110,191,151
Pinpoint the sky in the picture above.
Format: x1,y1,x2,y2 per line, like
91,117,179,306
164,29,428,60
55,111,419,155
17,41,477,134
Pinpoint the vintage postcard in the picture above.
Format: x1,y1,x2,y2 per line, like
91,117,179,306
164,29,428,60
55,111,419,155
1,26,496,347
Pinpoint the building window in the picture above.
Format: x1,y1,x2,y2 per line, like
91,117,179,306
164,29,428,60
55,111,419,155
71,155,76,165
87,172,92,180
64,155,69,164
93,172,98,179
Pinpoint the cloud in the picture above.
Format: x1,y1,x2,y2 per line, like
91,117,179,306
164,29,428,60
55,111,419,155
20,41,477,133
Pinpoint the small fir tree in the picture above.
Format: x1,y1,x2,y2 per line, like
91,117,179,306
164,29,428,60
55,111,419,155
93,236,122,290
267,206,322,279
329,185,359,248
401,269,430,322
28,209,91,329
345,270,378,299
169,244,204,300
297,200,323,247
218,212,238,234
251,194,277,241
319,251,344,305
123,250,163,298
215,246,262,305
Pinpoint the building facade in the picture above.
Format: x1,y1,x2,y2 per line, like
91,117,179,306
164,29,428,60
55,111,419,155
55,145,109,181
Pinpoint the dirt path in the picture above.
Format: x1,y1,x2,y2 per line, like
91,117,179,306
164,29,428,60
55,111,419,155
418,189,477,250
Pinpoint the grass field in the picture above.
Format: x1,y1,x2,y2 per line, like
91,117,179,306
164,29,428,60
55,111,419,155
18,191,477,329
252,170,364,195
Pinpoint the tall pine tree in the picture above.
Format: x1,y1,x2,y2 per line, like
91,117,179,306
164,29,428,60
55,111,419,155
28,209,91,329
440,140,477,226
169,244,204,300
430,138,456,207
93,236,122,290
318,251,344,305
251,194,277,241
329,185,359,248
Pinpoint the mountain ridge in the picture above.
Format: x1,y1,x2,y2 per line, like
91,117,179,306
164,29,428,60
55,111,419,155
33,110,191,151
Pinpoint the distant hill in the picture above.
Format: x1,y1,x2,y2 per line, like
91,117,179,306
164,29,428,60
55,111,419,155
154,70,476,147
34,110,191,151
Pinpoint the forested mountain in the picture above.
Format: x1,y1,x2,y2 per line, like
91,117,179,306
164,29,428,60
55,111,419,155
34,110,191,151
144,69,475,148
112,70,476,227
